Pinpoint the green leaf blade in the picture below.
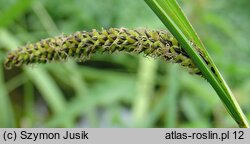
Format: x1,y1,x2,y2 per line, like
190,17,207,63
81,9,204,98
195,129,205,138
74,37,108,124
145,0,249,128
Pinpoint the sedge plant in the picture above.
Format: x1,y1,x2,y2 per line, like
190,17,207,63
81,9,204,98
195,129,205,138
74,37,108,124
3,0,249,127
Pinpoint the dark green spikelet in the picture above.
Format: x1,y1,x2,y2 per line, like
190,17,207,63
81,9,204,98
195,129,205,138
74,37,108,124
4,28,200,74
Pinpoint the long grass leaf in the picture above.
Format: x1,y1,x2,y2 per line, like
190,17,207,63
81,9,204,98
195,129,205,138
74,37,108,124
144,0,249,127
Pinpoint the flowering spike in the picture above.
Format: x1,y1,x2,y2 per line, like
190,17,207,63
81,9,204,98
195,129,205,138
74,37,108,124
4,28,201,75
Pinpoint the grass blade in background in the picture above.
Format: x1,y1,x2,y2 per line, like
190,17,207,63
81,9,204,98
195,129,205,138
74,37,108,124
165,65,179,127
24,81,34,127
144,0,249,127
132,57,157,127
0,64,15,127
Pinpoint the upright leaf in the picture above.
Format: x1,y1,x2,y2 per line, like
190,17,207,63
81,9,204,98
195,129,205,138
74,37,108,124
145,0,249,127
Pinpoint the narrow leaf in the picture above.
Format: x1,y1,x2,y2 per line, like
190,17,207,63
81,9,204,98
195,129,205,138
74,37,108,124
144,0,249,127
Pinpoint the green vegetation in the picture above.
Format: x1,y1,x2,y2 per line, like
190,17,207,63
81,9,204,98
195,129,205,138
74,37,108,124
4,28,199,75
145,0,248,127
0,0,249,128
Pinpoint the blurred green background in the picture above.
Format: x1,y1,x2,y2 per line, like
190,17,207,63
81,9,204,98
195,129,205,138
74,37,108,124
0,0,249,128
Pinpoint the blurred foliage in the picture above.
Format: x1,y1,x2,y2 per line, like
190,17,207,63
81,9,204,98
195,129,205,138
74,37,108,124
0,0,249,128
